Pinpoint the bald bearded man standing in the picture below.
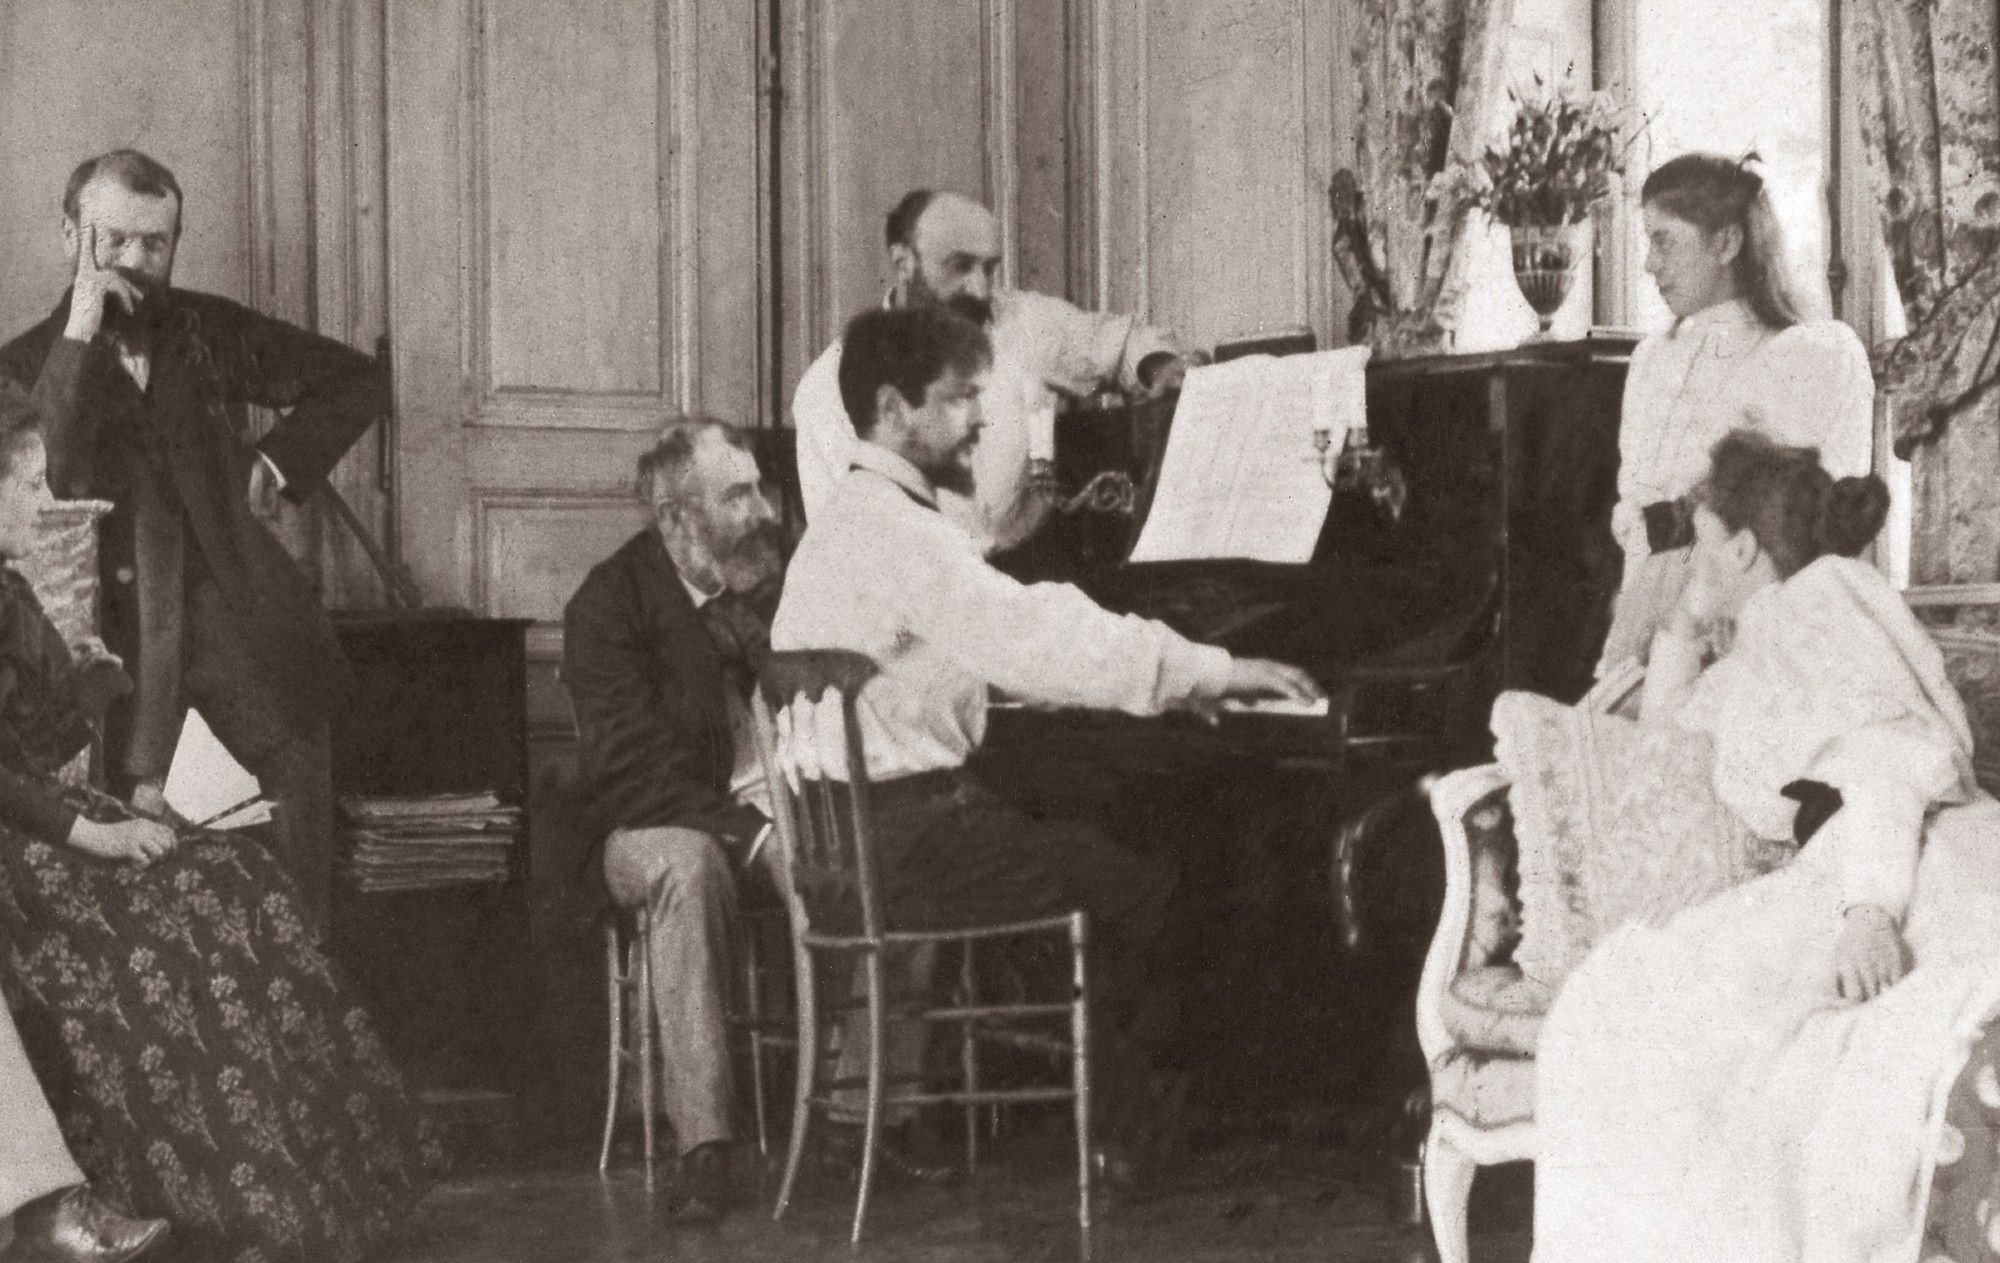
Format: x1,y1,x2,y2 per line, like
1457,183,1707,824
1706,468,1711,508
791,190,1194,556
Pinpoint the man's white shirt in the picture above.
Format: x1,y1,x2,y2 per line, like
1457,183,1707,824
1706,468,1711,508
772,442,1231,784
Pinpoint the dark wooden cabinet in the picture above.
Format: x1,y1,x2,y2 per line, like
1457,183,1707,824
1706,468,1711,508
326,613,544,1147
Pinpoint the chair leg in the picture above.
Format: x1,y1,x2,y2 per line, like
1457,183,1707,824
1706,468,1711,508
1422,1119,1476,1263
745,924,771,1157
850,947,888,1247
1071,914,1093,1263
960,942,979,1175
598,921,623,1174
635,917,658,1185
773,940,819,1221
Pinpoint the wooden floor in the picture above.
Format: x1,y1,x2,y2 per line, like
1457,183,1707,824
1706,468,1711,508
381,1139,1533,1262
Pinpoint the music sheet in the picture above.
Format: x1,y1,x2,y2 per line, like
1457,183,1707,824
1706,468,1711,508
164,709,273,829
1128,346,1370,564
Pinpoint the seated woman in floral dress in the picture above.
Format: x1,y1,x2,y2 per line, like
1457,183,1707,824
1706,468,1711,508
1533,430,2000,1261
0,390,444,1263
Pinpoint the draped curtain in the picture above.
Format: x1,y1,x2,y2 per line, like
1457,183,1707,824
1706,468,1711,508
1848,0,2000,584
1331,0,1516,359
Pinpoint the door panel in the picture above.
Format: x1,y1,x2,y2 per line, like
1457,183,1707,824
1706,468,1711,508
1089,0,1339,348
386,0,762,622
772,0,1020,401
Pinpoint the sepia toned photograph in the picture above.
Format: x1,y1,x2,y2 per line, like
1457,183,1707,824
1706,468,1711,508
0,1,1995,1260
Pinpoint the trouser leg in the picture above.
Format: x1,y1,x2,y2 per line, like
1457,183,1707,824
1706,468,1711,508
180,578,335,928
604,826,740,1155
829,942,938,1124
0,1006,83,1217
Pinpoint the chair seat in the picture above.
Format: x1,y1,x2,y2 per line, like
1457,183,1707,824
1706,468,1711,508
1440,963,1550,1057
1429,1045,1536,1132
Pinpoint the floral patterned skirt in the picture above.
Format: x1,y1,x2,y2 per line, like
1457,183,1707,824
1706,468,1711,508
0,826,445,1263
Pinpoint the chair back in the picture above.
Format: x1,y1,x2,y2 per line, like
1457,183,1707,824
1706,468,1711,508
749,650,884,938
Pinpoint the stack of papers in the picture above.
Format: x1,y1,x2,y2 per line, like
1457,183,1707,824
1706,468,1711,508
337,792,520,892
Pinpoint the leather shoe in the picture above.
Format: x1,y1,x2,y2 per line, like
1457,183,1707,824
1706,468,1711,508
671,1142,731,1224
5,1184,168,1263
822,1122,964,1188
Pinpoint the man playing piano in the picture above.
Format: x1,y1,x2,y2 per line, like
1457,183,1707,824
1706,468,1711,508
773,305,1322,1165
790,189,1196,556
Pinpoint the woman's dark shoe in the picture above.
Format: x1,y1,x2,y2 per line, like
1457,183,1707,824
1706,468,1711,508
670,1142,732,1224
4,1184,169,1263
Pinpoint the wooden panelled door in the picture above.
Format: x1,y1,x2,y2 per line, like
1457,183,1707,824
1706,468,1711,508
383,0,767,646
382,0,1034,717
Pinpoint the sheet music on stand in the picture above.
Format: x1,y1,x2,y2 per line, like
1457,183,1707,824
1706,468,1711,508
1129,346,1370,564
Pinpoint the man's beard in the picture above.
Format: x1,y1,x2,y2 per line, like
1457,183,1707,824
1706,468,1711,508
101,267,171,339
905,269,992,327
687,512,784,594
919,448,977,498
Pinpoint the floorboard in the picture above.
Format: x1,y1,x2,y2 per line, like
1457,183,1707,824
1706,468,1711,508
381,1141,1532,1262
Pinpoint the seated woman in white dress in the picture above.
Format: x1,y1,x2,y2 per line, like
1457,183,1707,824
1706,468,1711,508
1534,430,2000,1261
1598,153,1875,674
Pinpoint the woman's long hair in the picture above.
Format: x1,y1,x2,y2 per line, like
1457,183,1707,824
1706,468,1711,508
1697,430,1888,576
1642,153,1807,330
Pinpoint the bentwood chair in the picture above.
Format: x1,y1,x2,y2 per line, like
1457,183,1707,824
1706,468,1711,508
749,650,1094,1255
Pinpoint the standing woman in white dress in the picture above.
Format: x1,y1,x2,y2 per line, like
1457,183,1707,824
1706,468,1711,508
1598,152,1876,674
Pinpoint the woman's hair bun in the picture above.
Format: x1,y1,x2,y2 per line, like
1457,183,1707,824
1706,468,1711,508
1815,475,1890,558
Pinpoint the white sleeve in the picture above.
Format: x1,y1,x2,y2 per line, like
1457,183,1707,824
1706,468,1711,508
892,522,1233,715
1643,624,1709,724
1808,720,1961,921
1743,322,1876,477
1611,338,1666,555
790,346,853,522
1021,291,1179,397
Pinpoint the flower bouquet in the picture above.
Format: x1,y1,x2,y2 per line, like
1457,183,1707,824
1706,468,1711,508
1459,77,1638,337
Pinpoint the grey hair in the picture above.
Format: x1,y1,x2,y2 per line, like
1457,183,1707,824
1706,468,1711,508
634,414,751,509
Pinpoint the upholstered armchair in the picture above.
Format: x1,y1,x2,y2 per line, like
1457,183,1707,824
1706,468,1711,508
18,500,115,785
1413,763,1541,1263
1413,615,2000,1263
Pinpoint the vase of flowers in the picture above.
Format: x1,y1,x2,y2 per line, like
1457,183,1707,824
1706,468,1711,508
1460,78,1635,340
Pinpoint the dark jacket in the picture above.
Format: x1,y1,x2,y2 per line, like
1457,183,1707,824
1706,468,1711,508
562,529,769,860
0,289,382,728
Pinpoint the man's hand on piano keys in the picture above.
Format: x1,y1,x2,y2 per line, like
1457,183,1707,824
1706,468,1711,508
1182,657,1326,724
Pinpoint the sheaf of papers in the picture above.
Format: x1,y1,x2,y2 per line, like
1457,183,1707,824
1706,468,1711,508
164,709,272,829
1129,346,1371,564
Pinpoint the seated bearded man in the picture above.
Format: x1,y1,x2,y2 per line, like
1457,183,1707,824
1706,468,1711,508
562,418,946,1224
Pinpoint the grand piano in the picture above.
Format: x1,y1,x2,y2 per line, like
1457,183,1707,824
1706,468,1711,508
967,335,1633,1131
